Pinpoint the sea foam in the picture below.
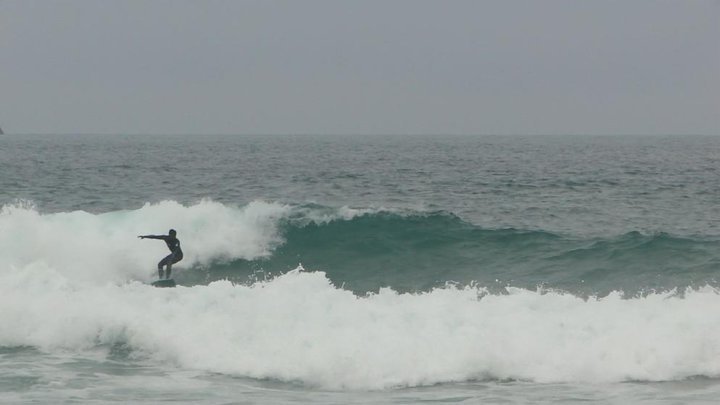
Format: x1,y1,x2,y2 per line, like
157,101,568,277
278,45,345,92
2,266,720,390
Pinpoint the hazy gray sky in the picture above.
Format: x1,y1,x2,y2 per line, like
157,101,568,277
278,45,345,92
1,0,718,135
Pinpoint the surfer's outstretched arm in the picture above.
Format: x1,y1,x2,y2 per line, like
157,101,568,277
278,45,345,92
138,235,166,240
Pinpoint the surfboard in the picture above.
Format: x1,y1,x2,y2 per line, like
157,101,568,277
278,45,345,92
151,279,176,288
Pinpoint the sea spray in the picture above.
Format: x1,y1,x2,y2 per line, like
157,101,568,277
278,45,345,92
0,200,291,283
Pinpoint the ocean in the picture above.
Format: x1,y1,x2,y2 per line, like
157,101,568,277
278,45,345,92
1,134,720,403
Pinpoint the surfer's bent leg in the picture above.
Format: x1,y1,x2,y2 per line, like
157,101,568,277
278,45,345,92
166,253,183,279
158,254,172,279
156,252,182,279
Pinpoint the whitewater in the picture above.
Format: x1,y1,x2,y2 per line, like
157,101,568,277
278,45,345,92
2,134,720,403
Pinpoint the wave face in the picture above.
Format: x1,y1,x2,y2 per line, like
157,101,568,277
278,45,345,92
274,211,720,295
3,200,720,389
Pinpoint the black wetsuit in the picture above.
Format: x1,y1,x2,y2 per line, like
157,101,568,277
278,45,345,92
143,235,183,278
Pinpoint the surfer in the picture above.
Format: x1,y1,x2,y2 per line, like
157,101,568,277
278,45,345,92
138,229,183,279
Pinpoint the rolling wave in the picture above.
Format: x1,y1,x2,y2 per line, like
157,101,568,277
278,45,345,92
1,200,718,295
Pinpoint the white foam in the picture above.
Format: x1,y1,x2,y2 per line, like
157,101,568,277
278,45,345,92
290,204,398,226
2,266,720,390
0,200,290,283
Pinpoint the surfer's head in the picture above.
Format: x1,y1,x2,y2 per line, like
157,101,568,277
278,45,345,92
169,229,176,237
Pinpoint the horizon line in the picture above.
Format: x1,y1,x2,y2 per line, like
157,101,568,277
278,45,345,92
3,132,720,137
